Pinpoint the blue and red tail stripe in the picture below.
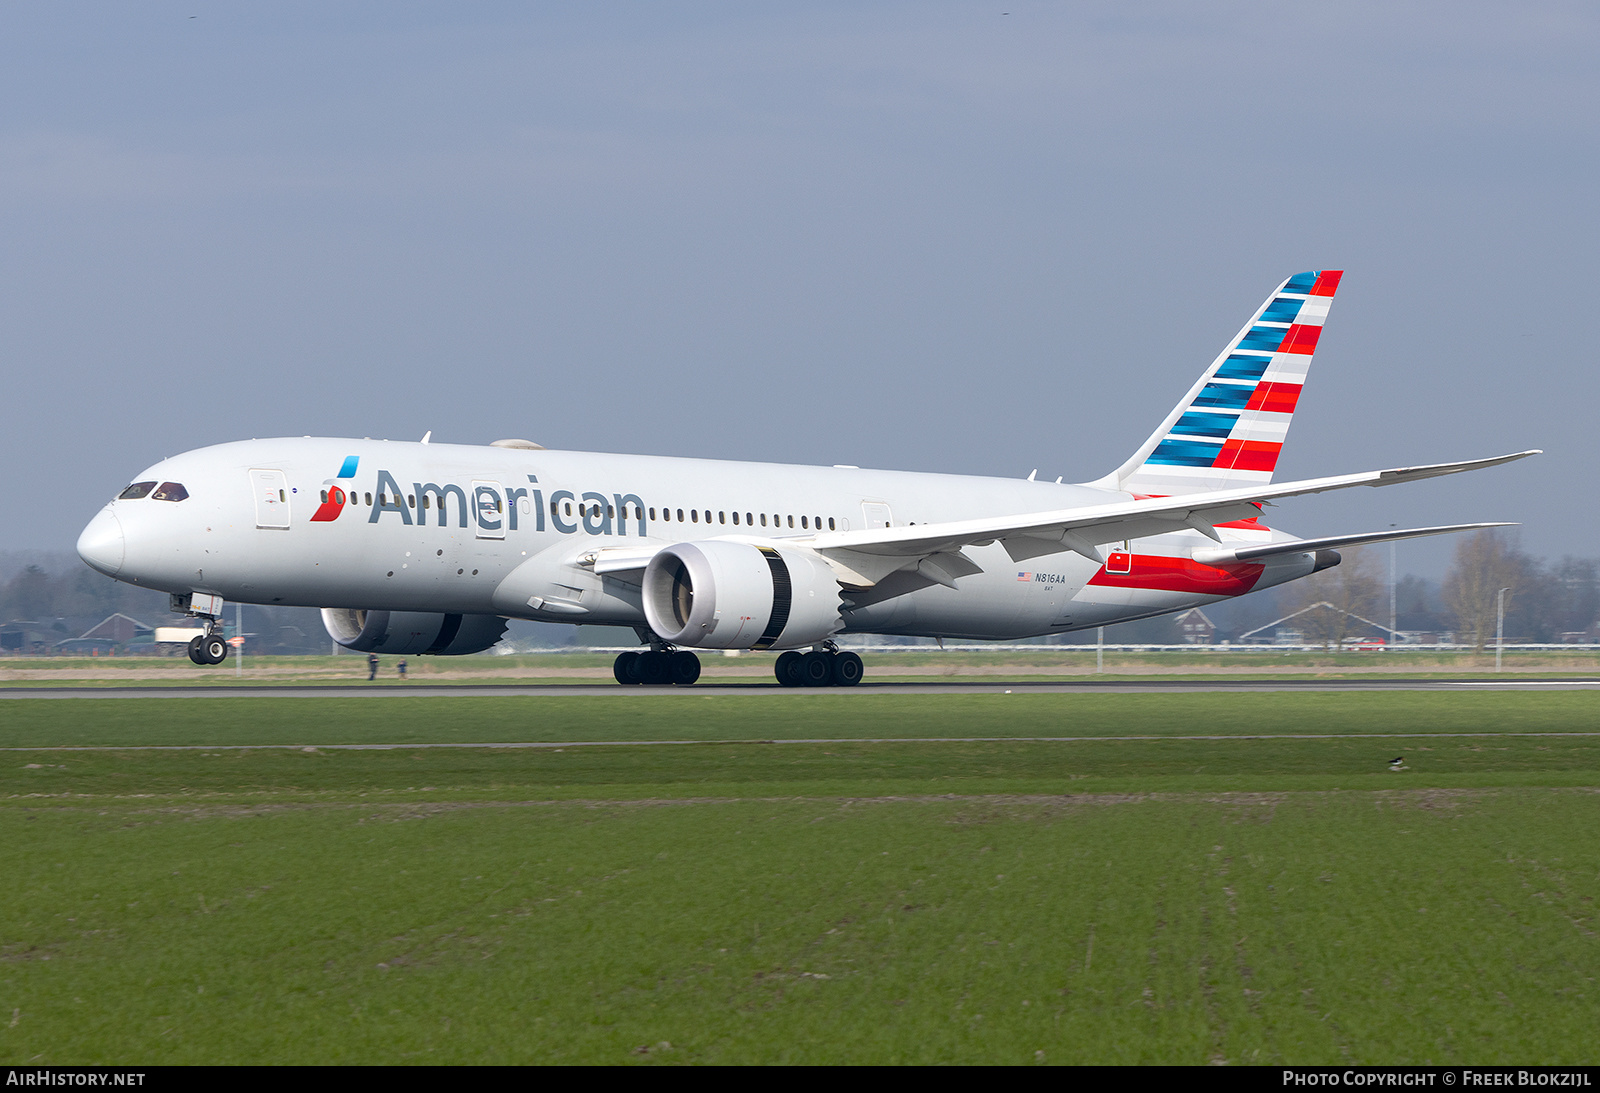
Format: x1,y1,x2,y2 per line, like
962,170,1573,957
1125,269,1341,489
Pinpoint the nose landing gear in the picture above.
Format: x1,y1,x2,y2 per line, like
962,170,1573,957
175,592,228,666
187,627,228,666
775,644,863,687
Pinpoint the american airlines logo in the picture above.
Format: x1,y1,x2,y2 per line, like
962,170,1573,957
310,455,360,523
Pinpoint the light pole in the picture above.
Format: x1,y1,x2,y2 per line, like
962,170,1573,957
1096,626,1104,673
1389,526,1397,652
1496,587,1511,672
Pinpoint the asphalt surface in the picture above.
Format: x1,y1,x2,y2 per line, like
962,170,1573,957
2,679,1598,698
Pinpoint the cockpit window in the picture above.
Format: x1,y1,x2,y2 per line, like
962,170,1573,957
152,482,189,502
118,481,157,500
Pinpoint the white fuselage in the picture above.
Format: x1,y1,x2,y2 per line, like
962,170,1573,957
79,437,1315,643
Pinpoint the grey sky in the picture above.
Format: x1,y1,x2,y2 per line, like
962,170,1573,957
3,2,1594,577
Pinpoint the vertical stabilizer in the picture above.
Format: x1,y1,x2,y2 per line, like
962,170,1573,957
1095,270,1342,496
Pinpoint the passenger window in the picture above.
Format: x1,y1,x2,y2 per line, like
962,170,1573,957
423,496,431,510
608,505,614,519
365,492,372,506
787,515,794,528
649,507,656,520
320,490,328,503
691,510,699,523
719,512,726,524
677,509,684,521
152,482,189,502
801,516,808,529
118,481,157,500
828,517,836,530
732,512,739,525
279,489,286,503
565,502,572,516
746,512,753,525
760,514,767,526
408,494,415,508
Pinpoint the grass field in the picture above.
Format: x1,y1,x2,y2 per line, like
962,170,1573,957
2,692,1598,1064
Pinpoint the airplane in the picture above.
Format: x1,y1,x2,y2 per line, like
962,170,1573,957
76,270,1537,686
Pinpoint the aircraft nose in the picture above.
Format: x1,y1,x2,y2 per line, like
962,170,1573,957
78,508,125,578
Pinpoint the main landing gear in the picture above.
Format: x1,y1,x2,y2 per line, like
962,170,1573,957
613,648,701,686
775,645,863,688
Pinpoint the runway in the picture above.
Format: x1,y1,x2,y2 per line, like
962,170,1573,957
2,679,1598,699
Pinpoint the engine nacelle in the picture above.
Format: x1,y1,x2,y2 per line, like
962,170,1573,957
642,540,842,650
320,609,508,656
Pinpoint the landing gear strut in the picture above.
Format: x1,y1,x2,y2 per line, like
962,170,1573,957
775,645,863,688
613,647,701,686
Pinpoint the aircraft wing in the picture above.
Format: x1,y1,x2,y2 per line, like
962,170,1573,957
1190,522,1515,566
806,450,1539,586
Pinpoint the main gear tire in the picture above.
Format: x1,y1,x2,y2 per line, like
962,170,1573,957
830,651,864,687
799,650,833,687
669,651,701,686
613,652,641,685
775,650,803,687
639,650,672,685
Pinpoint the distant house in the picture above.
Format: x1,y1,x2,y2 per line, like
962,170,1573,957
1174,608,1216,645
0,622,56,655
81,613,154,644
54,613,156,656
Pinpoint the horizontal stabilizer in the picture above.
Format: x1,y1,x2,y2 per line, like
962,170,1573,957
1191,522,1516,566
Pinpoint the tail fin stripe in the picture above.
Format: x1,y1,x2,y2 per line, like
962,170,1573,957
1244,382,1302,414
1280,324,1323,354
1173,411,1242,437
1212,439,1282,472
1258,298,1305,323
1193,383,1255,410
1309,270,1343,296
1149,438,1224,466
1215,354,1272,382
1239,327,1292,352
1103,269,1341,495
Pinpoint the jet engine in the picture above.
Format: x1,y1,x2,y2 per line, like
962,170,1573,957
642,540,842,650
320,608,508,656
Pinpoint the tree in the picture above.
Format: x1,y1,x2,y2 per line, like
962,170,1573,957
1286,546,1382,648
3,565,55,622
1442,531,1530,650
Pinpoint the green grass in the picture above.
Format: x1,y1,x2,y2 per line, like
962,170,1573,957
2,692,1598,1063
2,691,1599,748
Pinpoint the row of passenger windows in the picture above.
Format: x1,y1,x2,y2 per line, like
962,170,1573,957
318,489,503,513
596,504,835,531
314,488,838,532
636,508,838,534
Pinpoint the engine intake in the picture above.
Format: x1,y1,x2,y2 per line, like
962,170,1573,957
642,540,841,650
321,609,508,656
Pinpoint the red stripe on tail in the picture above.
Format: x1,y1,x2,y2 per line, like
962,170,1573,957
1309,270,1343,297
1279,325,1322,354
1212,439,1282,472
1244,382,1302,414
